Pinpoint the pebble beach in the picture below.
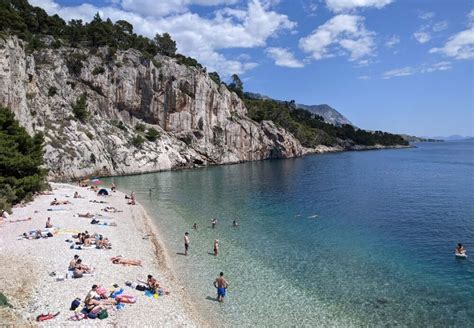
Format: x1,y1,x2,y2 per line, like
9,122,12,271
0,183,203,327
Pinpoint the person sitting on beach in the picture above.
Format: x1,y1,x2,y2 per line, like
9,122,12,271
111,183,117,192
214,239,219,256
96,237,111,249
1,209,9,220
73,191,83,199
85,285,115,313
147,274,160,292
110,256,142,266
455,243,466,255
78,212,94,218
69,255,80,270
45,217,52,228
128,199,136,205
74,259,94,273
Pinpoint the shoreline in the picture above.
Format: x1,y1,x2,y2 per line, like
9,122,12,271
0,183,205,327
49,144,413,182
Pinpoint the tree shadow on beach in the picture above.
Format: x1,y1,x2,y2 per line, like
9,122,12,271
205,296,219,302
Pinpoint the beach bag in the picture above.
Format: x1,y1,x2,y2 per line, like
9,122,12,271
98,309,108,320
136,284,147,291
70,298,81,311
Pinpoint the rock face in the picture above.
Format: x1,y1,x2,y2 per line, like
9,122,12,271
296,104,353,127
0,37,306,180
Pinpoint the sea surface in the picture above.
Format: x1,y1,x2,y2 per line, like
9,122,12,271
106,141,474,327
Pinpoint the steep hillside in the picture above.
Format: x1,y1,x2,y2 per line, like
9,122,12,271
0,37,304,179
296,104,353,126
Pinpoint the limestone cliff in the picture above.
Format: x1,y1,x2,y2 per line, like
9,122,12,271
0,37,306,180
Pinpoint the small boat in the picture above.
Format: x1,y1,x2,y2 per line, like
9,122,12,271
455,252,468,259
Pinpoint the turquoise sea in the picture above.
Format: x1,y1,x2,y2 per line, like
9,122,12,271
106,141,474,327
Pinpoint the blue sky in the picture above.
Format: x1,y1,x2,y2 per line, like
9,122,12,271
33,0,473,136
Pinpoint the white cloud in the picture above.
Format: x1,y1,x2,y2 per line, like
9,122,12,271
419,11,435,20
383,67,414,79
432,21,448,32
385,35,400,48
265,47,304,67
414,31,431,44
429,11,474,60
28,0,296,77
324,0,392,13
358,75,371,80
382,61,452,79
299,14,375,62
302,0,318,16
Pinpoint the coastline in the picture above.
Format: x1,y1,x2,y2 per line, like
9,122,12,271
0,183,205,327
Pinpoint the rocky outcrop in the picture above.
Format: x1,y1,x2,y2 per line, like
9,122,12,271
0,37,305,180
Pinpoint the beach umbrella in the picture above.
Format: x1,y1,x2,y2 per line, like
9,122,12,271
91,179,102,185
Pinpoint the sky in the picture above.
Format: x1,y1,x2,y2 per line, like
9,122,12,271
31,0,473,137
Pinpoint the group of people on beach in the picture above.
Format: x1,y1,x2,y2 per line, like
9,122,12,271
183,218,237,301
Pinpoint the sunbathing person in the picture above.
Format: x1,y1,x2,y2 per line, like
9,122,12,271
77,212,94,218
110,256,142,266
147,274,160,292
50,198,71,206
96,237,111,249
85,285,115,313
90,200,107,204
73,191,83,199
69,255,80,270
74,259,94,273
102,206,123,213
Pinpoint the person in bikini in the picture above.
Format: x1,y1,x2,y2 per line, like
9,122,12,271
110,256,142,266
213,239,219,256
147,274,159,292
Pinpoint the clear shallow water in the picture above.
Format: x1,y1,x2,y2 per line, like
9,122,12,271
106,141,474,327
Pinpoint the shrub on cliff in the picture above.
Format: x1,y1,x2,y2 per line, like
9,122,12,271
131,135,145,148
72,93,89,122
0,107,47,211
145,128,160,142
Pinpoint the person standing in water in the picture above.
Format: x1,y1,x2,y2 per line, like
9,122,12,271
213,272,229,302
213,239,219,256
193,223,198,230
232,220,239,227
184,232,190,256
211,218,217,229
455,243,466,255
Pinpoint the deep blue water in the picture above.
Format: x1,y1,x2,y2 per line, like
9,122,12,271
107,141,474,327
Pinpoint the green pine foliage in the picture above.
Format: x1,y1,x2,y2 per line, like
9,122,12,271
145,127,160,142
72,93,89,122
0,107,47,211
245,98,408,147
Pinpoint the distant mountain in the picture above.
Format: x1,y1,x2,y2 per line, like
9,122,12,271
244,92,353,127
428,135,473,141
296,104,353,126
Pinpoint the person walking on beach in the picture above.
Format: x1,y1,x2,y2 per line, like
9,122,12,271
213,272,229,302
213,239,219,256
211,218,217,229
184,232,190,256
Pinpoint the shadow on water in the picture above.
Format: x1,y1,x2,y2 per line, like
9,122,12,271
205,296,219,302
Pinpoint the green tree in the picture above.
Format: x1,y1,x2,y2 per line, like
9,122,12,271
0,107,47,210
72,93,89,122
228,74,243,98
209,72,221,85
154,32,177,56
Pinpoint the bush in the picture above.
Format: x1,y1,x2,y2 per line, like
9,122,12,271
66,53,87,76
48,86,57,97
131,135,145,148
72,93,89,122
112,120,127,131
145,127,160,141
151,59,162,68
92,66,105,75
0,107,48,208
135,123,145,132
